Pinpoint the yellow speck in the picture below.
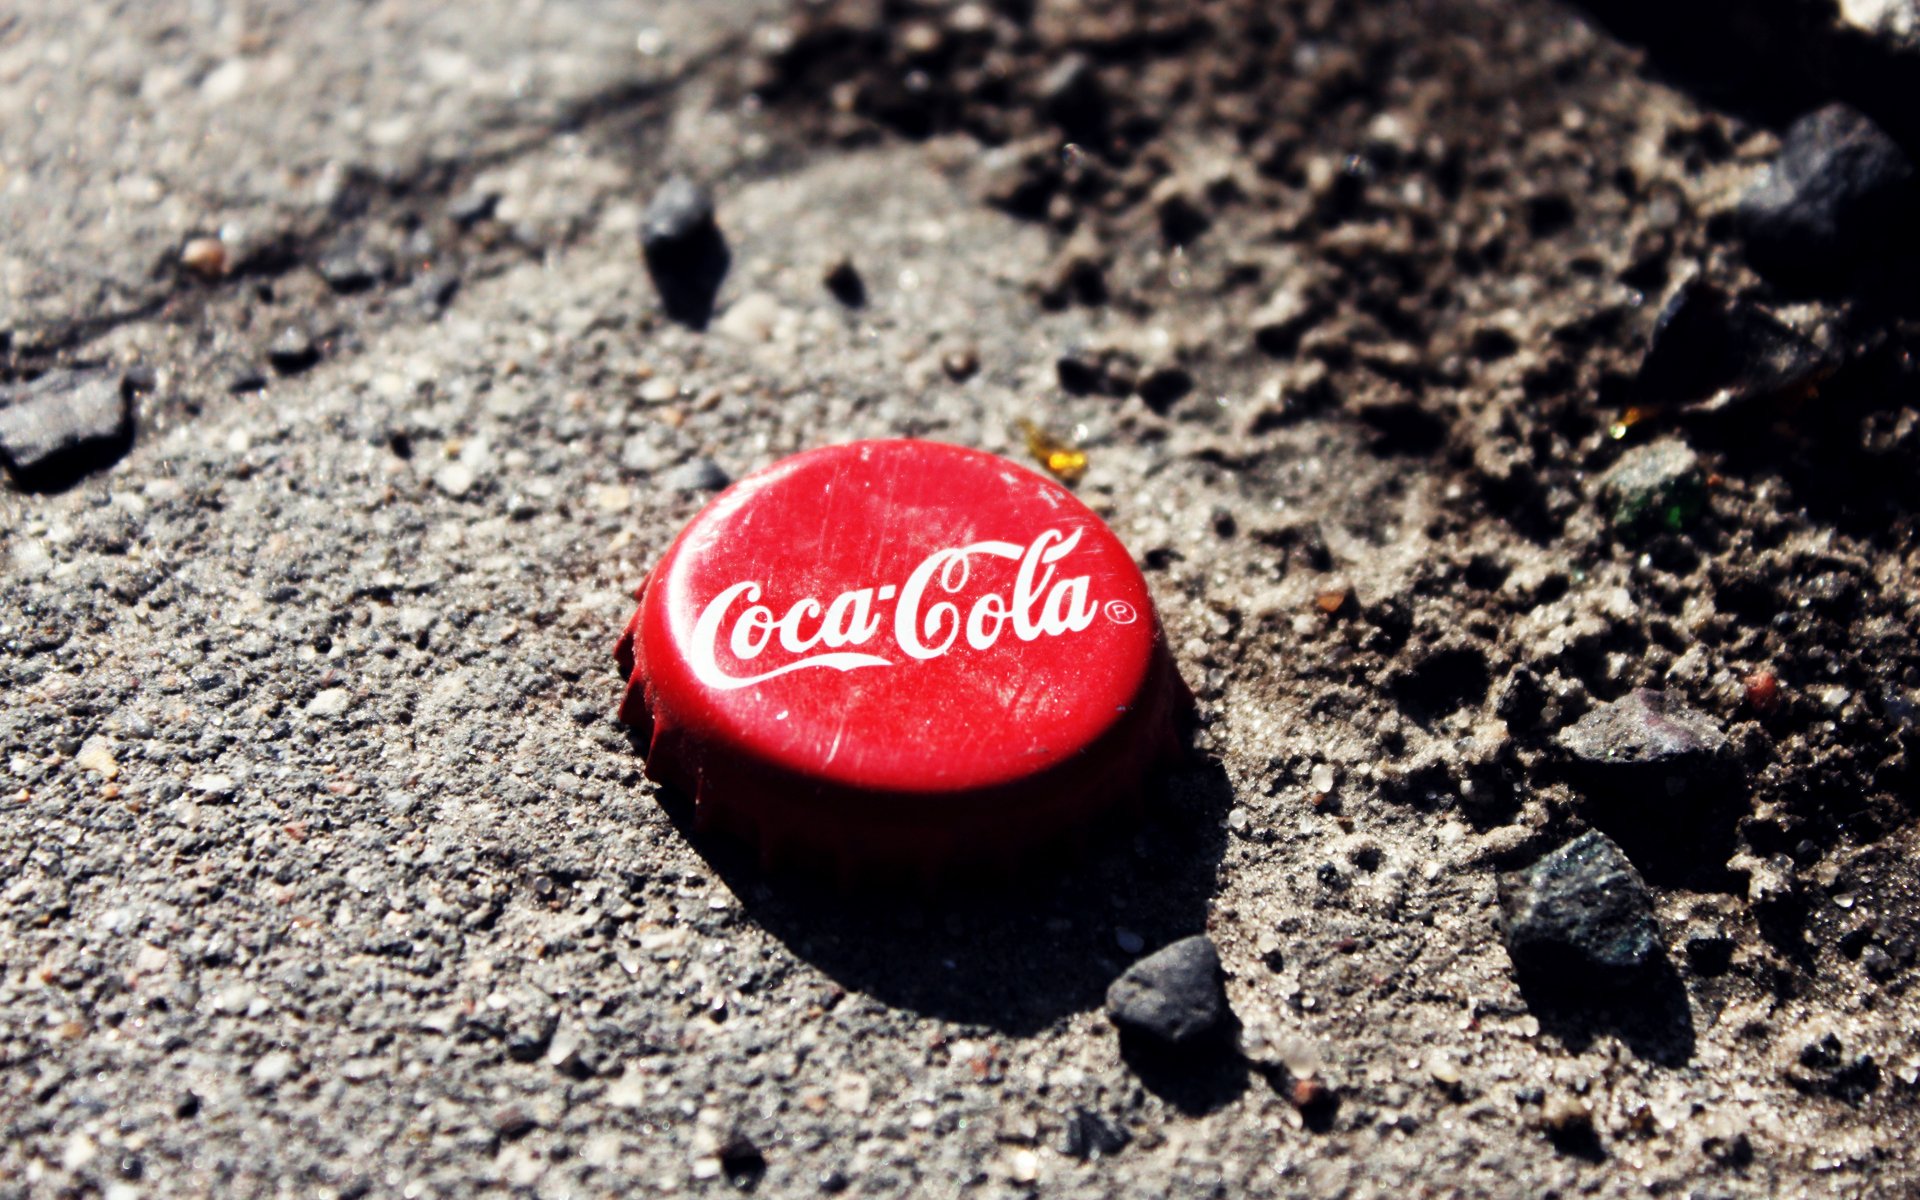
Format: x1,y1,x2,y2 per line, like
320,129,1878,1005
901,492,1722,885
1608,405,1649,440
1016,418,1087,482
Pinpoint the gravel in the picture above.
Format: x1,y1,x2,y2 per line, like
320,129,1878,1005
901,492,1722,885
1499,831,1661,976
1105,935,1228,1044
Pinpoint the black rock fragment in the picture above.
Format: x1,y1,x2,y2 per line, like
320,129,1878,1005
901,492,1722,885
0,369,136,491
822,255,866,307
1105,934,1226,1043
718,1131,767,1192
1633,283,1829,417
641,174,730,329
316,236,391,294
1137,365,1193,413
1499,831,1659,977
1736,104,1919,289
1060,1107,1130,1160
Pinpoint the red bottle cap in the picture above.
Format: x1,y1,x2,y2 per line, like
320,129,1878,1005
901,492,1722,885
614,439,1190,882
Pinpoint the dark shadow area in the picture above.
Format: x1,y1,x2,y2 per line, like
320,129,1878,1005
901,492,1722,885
1546,1118,1609,1163
1117,1024,1248,1116
1570,783,1746,894
1511,952,1696,1067
0,371,139,495
644,226,731,330
1573,0,1920,152
639,746,1234,1037
1570,0,1835,131
3,417,135,494
1574,1,1920,304
1684,342,1920,536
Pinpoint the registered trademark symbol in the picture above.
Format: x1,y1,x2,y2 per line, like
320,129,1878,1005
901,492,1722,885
1104,600,1138,625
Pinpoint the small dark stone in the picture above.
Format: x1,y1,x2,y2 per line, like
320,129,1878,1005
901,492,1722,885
267,327,320,374
1105,934,1226,1043
641,175,717,256
1736,104,1919,288
1056,350,1106,395
822,256,866,307
411,270,460,313
718,1133,767,1192
1494,666,1548,731
503,1011,557,1062
0,370,135,490
1633,283,1828,416
316,237,391,293
1060,1107,1130,1160
226,365,269,394
818,1170,850,1194
1554,688,1729,777
1596,439,1705,535
663,458,730,492
941,347,979,382
492,1105,537,1140
1499,831,1659,976
641,175,729,328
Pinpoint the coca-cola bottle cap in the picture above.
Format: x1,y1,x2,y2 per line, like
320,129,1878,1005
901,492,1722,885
614,439,1190,882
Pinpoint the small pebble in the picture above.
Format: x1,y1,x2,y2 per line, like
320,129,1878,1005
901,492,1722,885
1553,688,1729,779
0,370,134,489
433,462,477,498
180,236,229,278
942,347,980,381
307,688,351,717
447,188,500,227
1105,934,1227,1043
662,458,729,492
823,255,866,307
1737,103,1918,287
250,1051,295,1086
1007,1148,1040,1184
1596,440,1704,535
1499,831,1658,976
267,327,319,374
641,174,717,256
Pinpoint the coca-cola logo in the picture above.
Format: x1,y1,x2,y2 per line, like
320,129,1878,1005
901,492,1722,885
687,528,1114,691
